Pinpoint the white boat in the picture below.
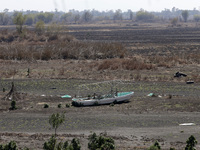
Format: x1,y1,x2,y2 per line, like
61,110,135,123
72,91,134,106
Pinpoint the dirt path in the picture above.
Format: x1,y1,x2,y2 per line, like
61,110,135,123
1,110,200,149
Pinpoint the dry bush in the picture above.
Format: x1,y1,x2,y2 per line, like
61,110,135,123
0,29,127,61
122,57,155,70
98,59,116,70
0,41,126,61
191,74,200,82
0,44,34,61
148,55,188,68
134,72,142,81
97,57,155,71
186,53,200,64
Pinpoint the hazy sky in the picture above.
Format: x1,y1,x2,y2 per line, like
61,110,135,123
1,0,200,12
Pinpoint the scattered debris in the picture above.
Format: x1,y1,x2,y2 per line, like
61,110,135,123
37,102,47,105
61,95,72,98
186,81,194,84
174,72,187,78
179,123,195,126
147,93,157,97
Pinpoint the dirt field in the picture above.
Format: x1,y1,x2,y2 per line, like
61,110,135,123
1,23,200,149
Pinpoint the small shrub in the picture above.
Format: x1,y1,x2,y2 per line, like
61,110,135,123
88,132,115,150
149,141,161,150
63,141,69,149
71,138,81,150
43,136,81,150
168,94,172,99
66,104,70,108
10,100,17,110
43,136,56,150
171,17,178,26
41,49,53,61
44,104,49,108
98,60,112,70
58,104,62,108
3,141,17,150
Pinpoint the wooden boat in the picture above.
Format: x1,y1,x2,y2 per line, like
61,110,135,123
72,91,134,106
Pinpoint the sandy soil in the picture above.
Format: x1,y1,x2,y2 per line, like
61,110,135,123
0,79,200,150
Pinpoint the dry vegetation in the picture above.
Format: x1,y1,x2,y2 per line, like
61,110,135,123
1,23,200,149
0,29,126,61
1,24,200,83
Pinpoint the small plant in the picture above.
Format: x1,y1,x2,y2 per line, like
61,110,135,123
43,135,57,150
0,141,17,150
171,17,178,26
185,135,197,150
58,104,62,108
88,132,115,150
3,88,5,92
168,94,172,99
149,141,161,150
170,148,176,150
44,104,49,108
71,138,81,150
26,68,30,77
43,136,81,150
66,104,70,108
10,100,17,110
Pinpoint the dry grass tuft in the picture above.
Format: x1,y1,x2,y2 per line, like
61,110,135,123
97,57,155,71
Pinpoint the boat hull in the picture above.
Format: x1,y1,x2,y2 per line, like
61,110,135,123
72,92,134,106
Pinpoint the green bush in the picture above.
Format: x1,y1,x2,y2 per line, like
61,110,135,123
43,136,81,150
43,136,57,150
44,104,49,108
88,133,115,150
71,138,81,150
149,141,161,150
0,141,17,150
185,135,197,150
58,104,62,108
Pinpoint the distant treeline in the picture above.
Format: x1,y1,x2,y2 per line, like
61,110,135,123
0,7,200,25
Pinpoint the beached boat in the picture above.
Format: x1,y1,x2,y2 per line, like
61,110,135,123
71,91,134,106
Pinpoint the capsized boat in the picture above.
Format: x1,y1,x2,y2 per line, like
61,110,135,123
72,91,134,106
